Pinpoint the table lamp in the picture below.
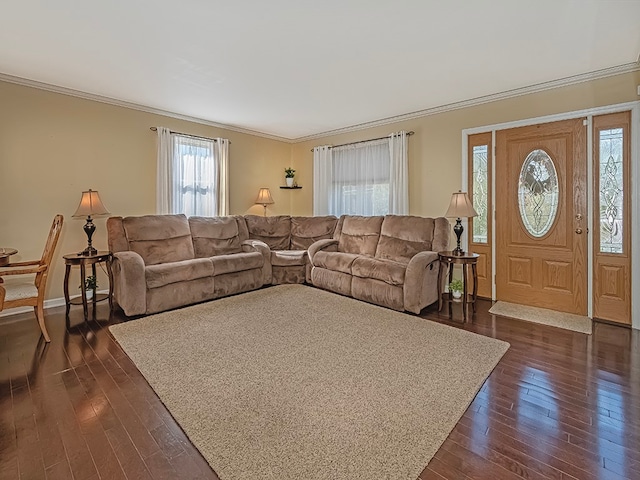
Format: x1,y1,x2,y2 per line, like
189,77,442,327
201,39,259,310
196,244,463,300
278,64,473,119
72,189,110,255
255,188,274,216
445,190,478,256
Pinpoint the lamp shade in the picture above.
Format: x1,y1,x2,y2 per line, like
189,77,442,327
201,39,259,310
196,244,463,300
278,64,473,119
445,190,478,218
72,189,110,217
255,188,274,205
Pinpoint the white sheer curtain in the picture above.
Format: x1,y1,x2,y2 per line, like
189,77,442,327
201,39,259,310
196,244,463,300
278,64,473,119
313,131,409,216
332,139,390,216
214,138,230,216
156,129,229,216
313,146,332,215
389,131,408,214
156,127,174,214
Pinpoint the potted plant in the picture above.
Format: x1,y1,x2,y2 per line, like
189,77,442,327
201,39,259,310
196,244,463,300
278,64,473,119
80,275,98,299
449,279,463,300
284,167,295,187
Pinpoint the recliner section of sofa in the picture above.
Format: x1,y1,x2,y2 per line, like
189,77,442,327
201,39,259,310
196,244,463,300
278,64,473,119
107,214,268,316
308,214,450,314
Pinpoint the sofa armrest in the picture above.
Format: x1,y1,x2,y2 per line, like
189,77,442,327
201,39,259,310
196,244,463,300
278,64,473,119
404,251,439,314
242,239,272,285
308,239,338,264
111,251,147,316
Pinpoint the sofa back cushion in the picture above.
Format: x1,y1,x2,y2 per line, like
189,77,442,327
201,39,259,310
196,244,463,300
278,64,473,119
336,215,384,256
245,215,291,250
290,216,338,250
374,215,436,264
106,216,129,253
189,216,248,257
431,217,452,253
122,214,194,266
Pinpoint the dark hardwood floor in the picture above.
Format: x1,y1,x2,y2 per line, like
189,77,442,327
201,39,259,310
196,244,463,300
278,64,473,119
1,293,638,479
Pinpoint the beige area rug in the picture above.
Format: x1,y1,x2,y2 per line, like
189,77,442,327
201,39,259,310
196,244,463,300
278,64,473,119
489,301,592,334
109,285,509,480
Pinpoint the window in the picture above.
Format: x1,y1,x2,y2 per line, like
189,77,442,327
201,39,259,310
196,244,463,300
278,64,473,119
517,149,559,238
157,128,229,216
471,144,489,243
313,132,408,216
598,127,624,253
173,135,217,217
332,139,391,216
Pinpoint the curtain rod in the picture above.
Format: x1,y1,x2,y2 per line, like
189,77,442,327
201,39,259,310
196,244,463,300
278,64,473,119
149,127,230,144
310,131,414,152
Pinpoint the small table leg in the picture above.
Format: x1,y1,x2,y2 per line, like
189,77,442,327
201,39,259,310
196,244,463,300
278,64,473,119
437,260,445,312
80,263,88,321
91,263,97,320
448,264,454,319
107,256,114,312
64,264,71,319
462,264,469,322
472,263,478,313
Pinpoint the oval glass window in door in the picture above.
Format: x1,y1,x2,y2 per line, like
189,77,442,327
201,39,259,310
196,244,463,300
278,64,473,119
517,149,559,237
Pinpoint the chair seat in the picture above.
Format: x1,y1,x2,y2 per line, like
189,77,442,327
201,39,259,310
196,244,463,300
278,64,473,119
3,281,38,302
0,214,64,343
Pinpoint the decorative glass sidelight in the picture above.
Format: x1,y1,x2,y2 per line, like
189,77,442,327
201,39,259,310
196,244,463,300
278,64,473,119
518,149,559,238
599,128,624,253
472,145,488,243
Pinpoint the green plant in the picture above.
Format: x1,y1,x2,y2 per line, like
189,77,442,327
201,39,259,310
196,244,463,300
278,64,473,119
79,275,98,291
284,167,295,178
449,279,463,293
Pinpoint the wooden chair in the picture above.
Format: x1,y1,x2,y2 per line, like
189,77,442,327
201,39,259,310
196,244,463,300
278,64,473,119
0,215,64,342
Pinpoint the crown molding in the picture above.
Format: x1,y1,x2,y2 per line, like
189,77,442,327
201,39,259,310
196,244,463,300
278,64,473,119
292,61,640,143
0,72,292,143
2,60,638,144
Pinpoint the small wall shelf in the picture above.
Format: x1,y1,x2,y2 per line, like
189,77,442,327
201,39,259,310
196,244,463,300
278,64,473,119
280,186,302,189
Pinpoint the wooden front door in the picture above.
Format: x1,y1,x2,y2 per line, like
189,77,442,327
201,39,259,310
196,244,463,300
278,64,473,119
496,118,587,315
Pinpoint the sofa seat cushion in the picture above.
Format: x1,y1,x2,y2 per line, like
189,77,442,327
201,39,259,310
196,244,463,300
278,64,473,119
271,250,307,267
145,258,214,289
211,251,263,276
351,256,406,286
312,251,360,275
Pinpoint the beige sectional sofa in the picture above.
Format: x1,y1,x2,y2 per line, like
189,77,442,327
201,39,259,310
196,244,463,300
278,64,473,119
107,212,449,317
308,215,450,314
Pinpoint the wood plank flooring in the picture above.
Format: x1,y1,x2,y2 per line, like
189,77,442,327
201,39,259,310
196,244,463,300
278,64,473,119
1,292,638,479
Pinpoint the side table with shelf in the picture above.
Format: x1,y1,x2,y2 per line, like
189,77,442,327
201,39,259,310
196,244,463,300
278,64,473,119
437,251,479,322
63,251,113,321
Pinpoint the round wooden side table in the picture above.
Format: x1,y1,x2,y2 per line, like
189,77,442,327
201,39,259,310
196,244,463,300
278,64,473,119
63,251,113,321
437,251,479,322
0,248,18,268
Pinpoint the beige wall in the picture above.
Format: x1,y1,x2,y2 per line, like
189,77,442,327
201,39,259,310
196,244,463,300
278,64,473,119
0,81,292,302
290,70,640,218
1,70,639,306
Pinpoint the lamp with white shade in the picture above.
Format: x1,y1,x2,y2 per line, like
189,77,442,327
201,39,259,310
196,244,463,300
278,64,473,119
255,188,274,216
444,190,478,256
72,189,110,256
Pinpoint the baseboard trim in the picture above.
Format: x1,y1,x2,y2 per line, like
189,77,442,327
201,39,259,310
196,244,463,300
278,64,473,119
0,290,110,321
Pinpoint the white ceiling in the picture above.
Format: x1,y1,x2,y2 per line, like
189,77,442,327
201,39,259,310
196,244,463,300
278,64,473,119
1,1,639,140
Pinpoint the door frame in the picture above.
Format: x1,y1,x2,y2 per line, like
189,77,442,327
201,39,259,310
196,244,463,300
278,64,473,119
461,100,640,330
